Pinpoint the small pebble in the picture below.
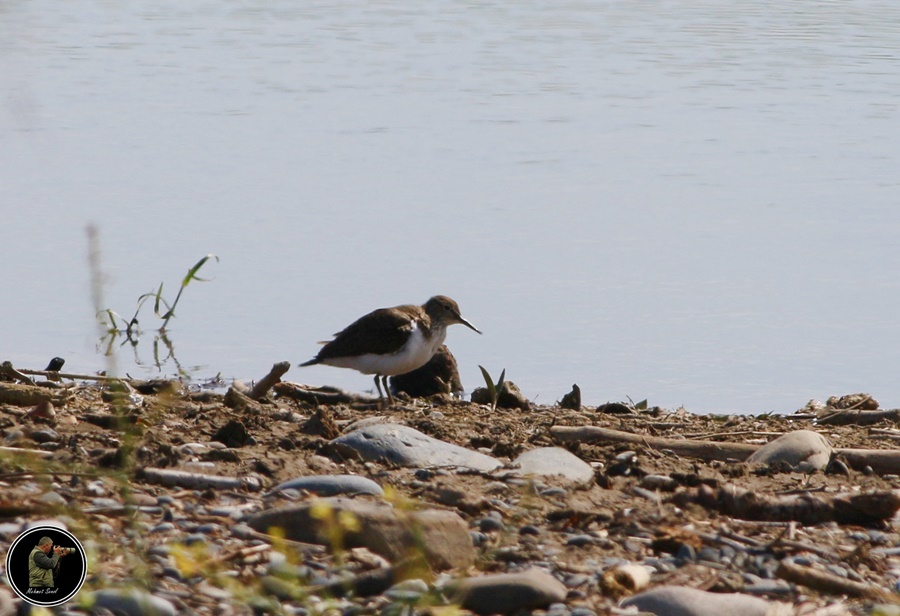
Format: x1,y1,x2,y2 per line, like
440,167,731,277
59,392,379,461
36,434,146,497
697,546,721,563
29,428,61,443
470,531,489,546
385,578,429,603
565,534,595,547
547,602,569,616
519,525,541,536
182,533,206,546
38,491,67,506
150,522,176,533
478,517,505,532
675,543,696,562
539,487,568,498
744,579,792,595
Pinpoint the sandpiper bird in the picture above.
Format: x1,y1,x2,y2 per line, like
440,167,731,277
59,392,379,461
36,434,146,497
300,295,481,404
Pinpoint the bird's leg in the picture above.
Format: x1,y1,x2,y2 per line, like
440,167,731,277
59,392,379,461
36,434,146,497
383,375,394,406
374,374,385,405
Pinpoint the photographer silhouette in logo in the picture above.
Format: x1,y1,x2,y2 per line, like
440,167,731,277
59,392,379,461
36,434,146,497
28,536,73,589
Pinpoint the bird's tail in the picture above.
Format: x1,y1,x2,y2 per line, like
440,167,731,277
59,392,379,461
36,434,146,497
299,358,321,367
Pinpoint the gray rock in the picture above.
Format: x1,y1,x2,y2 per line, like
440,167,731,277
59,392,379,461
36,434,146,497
641,474,678,491
511,447,593,484
28,428,61,443
448,568,567,615
620,586,770,616
38,491,67,506
746,430,832,471
269,474,384,497
478,516,505,532
330,423,501,471
246,497,474,570
22,518,67,531
88,589,177,616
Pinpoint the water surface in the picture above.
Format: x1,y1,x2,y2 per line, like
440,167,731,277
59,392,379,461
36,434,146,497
3,1,900,413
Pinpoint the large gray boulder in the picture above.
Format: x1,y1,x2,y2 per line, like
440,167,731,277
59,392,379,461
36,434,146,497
746,430,832,471
448,568,567,615
246,497,474,570
511,447,594,485
620,586,770,616
330,423,501,471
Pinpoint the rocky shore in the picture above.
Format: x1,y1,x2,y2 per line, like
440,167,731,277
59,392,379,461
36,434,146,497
1,367,899,615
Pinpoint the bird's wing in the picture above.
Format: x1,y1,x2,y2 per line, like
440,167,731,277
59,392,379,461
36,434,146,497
315,307,416,359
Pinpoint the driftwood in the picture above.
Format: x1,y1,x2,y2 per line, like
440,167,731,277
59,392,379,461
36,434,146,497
0,446,54,459
1,361,35,384
818,408,900,426
249,361,291,400
0,382,71,407
551,425,900,475
139,468,262,492
223,387,264,413
674,483,900,526
834,448,900,475
11,364,122,382
274,382,378,406
550,425,758,462
776,559,893,601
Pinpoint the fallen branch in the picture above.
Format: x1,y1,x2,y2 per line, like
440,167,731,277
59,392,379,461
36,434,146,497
1,361,35,385
551,425,900,475
14,366,122,382
249,361,291,400
673,483,900,526
139,468,262,492
835,448,900,475
776,559,893,601
274,382,378,406
550,425,758,462
0,446,54,459
818,408,900,426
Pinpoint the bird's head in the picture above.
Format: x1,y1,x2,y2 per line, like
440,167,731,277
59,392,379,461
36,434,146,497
424,295,481,334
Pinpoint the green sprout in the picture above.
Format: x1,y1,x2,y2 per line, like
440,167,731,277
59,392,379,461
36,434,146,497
478,365,506,412
141,253,219,332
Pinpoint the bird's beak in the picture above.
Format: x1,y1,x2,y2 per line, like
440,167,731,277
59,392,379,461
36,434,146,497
460,317,481,334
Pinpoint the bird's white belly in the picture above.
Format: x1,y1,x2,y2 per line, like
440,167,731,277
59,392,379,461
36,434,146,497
323,326,444,376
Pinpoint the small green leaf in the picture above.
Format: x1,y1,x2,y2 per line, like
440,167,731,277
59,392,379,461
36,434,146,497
181,254,219,286
634,399,648,410
152,282,165,317
98,309,122,331
478,365,496,402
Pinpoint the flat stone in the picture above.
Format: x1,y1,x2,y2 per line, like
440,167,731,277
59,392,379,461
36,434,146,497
88,588,177,616
448,568,567,615
245,497,474,570
330,423,501,471
620,585,770,616
746,430,832,471
512,447,594,484
269,474,384,497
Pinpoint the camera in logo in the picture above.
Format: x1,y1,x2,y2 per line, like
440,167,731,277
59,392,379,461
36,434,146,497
5,525,87,607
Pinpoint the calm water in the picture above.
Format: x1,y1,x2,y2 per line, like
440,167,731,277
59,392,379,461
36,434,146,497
3,1,900,413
